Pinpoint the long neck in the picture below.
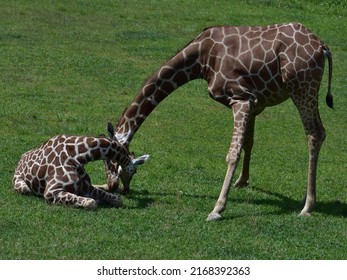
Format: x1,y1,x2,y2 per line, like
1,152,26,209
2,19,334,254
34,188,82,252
115,40,203,145
75,137,131,167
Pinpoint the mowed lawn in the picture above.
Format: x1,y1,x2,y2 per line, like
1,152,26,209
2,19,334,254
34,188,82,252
0,0,346,259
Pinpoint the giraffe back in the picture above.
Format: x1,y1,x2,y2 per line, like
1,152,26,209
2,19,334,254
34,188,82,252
193,23,329,110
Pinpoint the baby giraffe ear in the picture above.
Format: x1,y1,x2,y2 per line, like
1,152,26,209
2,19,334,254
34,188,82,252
107,122,115,139
132,155,150,166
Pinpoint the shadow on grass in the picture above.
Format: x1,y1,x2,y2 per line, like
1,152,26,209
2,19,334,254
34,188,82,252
124,189,215,210
232,186,347,218
123,189,156,209
125,187,347,218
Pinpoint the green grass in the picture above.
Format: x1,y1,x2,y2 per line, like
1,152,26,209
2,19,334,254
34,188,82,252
0,0,346,259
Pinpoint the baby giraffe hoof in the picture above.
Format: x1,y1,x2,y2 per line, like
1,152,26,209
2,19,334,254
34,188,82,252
206,213,223,221
84,199,97,210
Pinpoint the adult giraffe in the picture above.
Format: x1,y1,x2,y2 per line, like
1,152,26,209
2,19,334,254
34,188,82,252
109,23,333,220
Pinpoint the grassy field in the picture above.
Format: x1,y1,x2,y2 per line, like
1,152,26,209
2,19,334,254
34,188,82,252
0,0,346,259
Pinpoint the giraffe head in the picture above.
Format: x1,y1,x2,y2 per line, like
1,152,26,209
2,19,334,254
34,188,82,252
105,122,149,195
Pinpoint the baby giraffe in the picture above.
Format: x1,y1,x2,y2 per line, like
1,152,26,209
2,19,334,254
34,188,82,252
12,122,149,209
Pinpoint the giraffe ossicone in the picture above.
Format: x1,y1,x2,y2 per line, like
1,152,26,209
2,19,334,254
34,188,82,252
107,23,333,220
13,122,149,209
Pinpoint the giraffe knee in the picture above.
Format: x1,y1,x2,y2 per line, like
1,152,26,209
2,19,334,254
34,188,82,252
308,128,326,145
320,128,326,142
44,192,55,204
44,187,60,204
316,125,326,142
13,179,31,194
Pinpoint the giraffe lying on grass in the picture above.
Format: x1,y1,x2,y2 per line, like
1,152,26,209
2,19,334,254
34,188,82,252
12,123,149,209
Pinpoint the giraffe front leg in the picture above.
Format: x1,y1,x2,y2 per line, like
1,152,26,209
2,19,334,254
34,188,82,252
234,116,255,188
44,182,97,210
80,174,123,207
207,101,252,221
87,185,123,207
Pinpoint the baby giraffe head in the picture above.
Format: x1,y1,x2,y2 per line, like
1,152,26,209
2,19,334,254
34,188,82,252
105,122,149,195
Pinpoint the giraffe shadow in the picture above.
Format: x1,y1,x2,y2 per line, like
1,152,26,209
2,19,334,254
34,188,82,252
125,187,347,218
230,186,347,218
124,189,216,210
123,189,156,209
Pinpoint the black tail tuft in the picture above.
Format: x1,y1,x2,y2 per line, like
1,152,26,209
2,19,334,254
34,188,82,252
324,48,334,109
326,92,334,109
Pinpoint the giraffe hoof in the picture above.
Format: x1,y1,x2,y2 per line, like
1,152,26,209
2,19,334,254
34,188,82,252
234,182,249,188
298,211,312,217
234,178,249,188
206,213,223,221
94,184,109,191
84,199,97,210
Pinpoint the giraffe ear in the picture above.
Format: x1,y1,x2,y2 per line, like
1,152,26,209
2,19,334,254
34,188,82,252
107,122,115,139
132,155,150,166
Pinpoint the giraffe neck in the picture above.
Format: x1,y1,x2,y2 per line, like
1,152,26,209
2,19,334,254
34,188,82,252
75,137,132,167
115,39,203,145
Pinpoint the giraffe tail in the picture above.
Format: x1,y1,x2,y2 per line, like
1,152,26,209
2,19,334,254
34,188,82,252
323,48,333,109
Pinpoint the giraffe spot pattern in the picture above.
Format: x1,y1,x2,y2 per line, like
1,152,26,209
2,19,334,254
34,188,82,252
110,23,332,219
12,134,136,209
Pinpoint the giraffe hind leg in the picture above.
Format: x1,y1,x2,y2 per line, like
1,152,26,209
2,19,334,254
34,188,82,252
299,124,325,217
292,91,326,217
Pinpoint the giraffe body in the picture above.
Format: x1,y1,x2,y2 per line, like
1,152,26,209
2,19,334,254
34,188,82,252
13,125,149,209
110,23,333,220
